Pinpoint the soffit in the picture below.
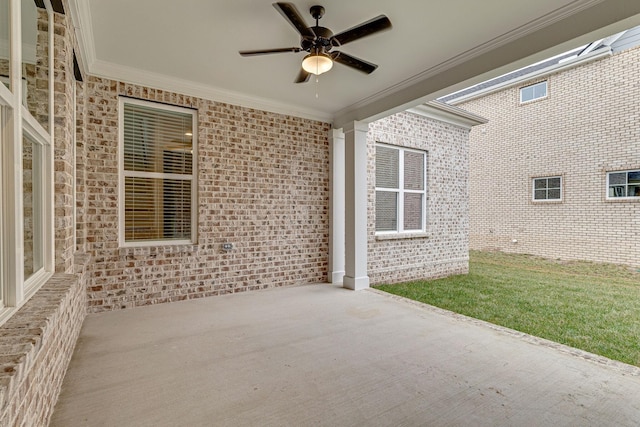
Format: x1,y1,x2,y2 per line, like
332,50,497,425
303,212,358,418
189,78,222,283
68,0,640,125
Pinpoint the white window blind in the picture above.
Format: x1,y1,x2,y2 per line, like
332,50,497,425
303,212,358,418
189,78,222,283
121,100,196,244
375,144,426,233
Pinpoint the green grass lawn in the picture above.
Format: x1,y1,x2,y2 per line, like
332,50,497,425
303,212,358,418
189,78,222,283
375,250,640,367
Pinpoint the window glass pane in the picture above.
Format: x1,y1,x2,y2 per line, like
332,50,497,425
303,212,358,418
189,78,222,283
124,103,193,174
404,151,424,190
375,191,397,232
520,86,533,102
548,177,561,188
628,171,640,184
0,0,9,91
609,186,625,198
548,189,561,200
534,179,547,190
534,189,547,200
609,173,626,186
23,134,43,279
533,82,547,98
404,193,422,230
22,0,49,130
521,81,546,103
628,185,640,198
375,146,399,188
125,177,192,242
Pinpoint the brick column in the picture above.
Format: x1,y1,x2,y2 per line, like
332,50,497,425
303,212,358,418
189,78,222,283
53,11,76,273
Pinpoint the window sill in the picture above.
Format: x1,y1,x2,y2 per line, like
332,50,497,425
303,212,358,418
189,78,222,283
532,199,563,204
118,243,199,257
375,231,430,241
605,197,640,203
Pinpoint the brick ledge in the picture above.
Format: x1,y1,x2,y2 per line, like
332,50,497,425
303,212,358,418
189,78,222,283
0,253,89,426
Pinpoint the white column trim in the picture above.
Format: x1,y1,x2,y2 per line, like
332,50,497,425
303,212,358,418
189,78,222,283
328,128,345,284
343,121,369,291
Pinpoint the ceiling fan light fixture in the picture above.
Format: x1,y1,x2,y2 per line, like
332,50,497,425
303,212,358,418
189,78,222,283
302,52,333,75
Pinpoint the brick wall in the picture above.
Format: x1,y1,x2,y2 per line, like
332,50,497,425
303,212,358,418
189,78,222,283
78,79,331,312
0,266,87,427
457,47,640,266
367,111,470,284
75,80,88,254
0,8,88,426
53,11,77,274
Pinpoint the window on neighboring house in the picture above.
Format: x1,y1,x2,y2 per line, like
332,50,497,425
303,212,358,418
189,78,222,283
520,81,547,103
533,176,562,201
375,144,427,233
607,170,640,199
120,98,197,246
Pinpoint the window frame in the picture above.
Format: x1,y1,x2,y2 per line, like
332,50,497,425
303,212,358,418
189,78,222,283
606,170,640,200
532,176,563,202
375,143,427,235
118,97,198,247
520,81,548,104
0,0,55,326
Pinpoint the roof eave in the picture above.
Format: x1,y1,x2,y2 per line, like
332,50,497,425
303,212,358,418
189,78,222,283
407,101,488,130
445,47,613,105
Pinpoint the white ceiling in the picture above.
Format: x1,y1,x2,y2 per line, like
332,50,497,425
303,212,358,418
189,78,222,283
68,0,640,125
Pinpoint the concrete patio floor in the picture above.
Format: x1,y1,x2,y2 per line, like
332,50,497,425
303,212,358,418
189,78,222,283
51,284,640,426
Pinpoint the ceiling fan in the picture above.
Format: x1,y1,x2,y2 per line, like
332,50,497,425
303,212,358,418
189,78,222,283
239,2,392,83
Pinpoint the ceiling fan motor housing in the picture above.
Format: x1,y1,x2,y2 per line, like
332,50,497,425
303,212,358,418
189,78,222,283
302,26,334,53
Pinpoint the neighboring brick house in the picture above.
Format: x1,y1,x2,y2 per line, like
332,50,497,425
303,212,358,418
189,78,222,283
0,2,483,425
442,27,640,267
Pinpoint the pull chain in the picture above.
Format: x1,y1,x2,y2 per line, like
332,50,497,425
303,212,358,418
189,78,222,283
315,59,320,98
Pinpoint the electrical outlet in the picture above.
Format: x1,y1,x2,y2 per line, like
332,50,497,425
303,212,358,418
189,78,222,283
222,243,233,251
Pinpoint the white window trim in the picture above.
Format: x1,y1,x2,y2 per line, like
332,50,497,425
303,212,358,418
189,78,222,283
375,143,427,235
606,169,640,200
532,175,563,202
0,0,55,326
520,81,548,104
118,97,198,248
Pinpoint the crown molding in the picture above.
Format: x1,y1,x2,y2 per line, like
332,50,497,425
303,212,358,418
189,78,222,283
89,60,333,123
65,0,95,79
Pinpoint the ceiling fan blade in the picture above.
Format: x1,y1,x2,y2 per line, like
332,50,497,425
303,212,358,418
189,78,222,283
273,2,316,39
295,68,311,84
330,15,391,47
239,47,301,56
331,51,378,74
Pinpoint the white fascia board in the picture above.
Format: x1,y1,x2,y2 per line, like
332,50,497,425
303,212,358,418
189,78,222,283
447,47,613,105
407,101,488,130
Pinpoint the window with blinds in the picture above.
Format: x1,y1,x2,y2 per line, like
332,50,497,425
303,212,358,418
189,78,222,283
120,98,197,245
375,144,426,233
